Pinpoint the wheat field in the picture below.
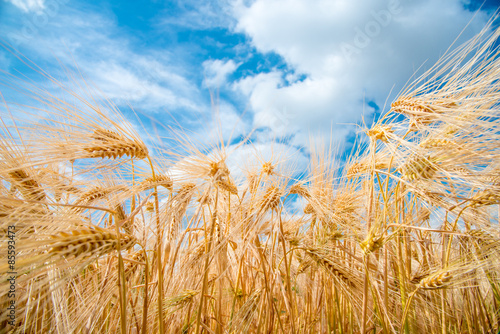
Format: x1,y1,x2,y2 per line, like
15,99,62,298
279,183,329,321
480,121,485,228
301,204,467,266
1,17,500,334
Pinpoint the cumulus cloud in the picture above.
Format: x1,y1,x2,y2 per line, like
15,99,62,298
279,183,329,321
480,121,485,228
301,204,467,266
232,0,491,143
5,0,45,12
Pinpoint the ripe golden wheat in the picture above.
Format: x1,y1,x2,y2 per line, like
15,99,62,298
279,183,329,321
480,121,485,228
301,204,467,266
1,17,500,334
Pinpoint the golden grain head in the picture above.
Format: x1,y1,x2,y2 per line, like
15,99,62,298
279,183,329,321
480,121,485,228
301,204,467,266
77,185,125,204
365,125,393,143
289,184,310,198
419,271,452,289
468,229,495,241
468,229,496,250
401,155,438,181
85,129,148,160
360,235,384,254
209,160,230,179
91,129,123,141
48,228,136,259
260,186,282,211
297,260,312,275
114,204,127,221
305,248,354,286
303,203,315,215
8,169,46,201
248,173,259,193
420,138,451,148
145,201,155,212
142,174,173,191
391,97,437,116
217,177,238,195
166,290,199,308
175,183,196,199
470,189,500,207
262,162,274,175
346,159,390,177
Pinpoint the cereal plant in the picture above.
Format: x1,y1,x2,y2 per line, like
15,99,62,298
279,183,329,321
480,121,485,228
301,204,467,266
1,17,500,334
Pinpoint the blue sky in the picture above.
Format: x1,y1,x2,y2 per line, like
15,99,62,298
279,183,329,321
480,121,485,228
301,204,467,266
0,0,499,174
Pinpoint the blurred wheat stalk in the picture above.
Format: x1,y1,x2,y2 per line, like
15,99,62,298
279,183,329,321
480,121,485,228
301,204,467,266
1,19,500,334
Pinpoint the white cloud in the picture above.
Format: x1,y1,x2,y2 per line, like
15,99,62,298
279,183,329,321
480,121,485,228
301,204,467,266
5,0,44,12
90,61,200,112
159,0,236,30
203,59,238,88
231,0,491,143
226,141,309,182
185,100,249,150
1,7,204,115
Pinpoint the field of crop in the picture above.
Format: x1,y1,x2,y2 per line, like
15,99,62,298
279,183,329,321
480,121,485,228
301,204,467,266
1,17,500,334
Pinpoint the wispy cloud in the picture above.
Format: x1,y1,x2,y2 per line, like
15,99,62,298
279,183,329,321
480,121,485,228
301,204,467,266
158,0,235,31
203,59,239,89
4,0,45,13
1,3,207,116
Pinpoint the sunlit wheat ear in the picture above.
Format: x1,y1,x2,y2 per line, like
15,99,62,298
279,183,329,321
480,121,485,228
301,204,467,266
419,135,452,149
247,173,259,193
74,185,125,205
209,160,230,179
470,189,500,207
365,125,393,143
467,229,499,260
216,177,238,195
205,159,237,194
289,183,310,198
123,250,145,275
48,227,136,259
326,230,344,242
360,233,384,254
228,289,262,332
174,183,197,201
260,186,282,211
401,155,439,181
304,248,357,288
165,290,198,308
262,161,275,175
296,257,313,274
303,203,315,215
418,271,452,290
140,175,173,191
283,231,302,247
145,201,155,212
168,183,197,239
8,168,46,201
346,162,366,177
391,96,454,121
84,128,148,160
468,229,496,246
113,204,127,221
346,156,390,178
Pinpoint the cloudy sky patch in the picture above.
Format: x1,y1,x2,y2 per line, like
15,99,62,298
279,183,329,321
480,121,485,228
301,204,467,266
0,0,498,164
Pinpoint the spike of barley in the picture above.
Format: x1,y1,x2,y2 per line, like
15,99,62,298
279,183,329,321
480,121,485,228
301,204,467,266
48,227,136,259
85,129,148,160
419,271,452,289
